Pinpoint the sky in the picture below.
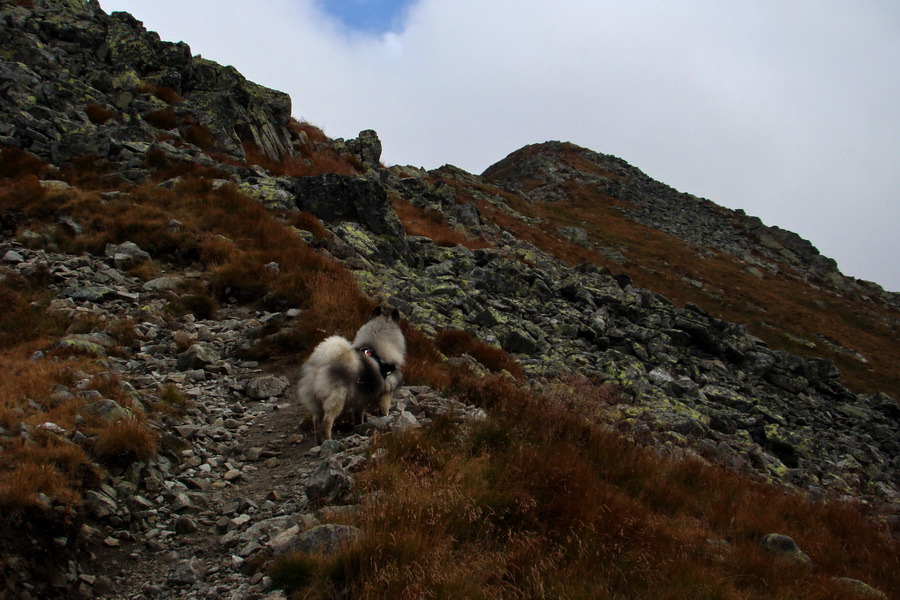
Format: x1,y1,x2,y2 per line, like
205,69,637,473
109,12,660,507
99,0,900,292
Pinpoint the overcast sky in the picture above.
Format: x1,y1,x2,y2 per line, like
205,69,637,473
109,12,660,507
99,0,900,292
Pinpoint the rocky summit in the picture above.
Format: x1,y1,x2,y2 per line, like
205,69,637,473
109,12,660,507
0,1,897,599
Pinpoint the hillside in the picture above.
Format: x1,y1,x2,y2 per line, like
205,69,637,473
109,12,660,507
0,1,897,598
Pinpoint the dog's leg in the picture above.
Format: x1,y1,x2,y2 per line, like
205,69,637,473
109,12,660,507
376,393,392,417
321,390,345,441
314,416,324,445
377,370,403,416
321,413,335,441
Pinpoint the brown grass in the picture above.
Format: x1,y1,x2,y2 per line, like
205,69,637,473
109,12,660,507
272,374,900,599
288,119,330,145
84,103,118,125
242,141,361,178
0,271,67,347
391,196,491,250
434,329,524,377
182,124,217,150
89,416,159,468
144,108,179,130
135,82,184,105
0,147,50,179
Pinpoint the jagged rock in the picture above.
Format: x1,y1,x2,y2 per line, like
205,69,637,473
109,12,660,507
342,129,382,170
143,276,185,291
56,336,109,356
831,577,888,599
176,343,220,370
167,557,207,587
188,58,293,160
274,524,362,558
59,285,118,303
79,399,131,421
3,249,24,263
105,241,150,270
290,173,406,240
304,458,353,506
0,0,293,166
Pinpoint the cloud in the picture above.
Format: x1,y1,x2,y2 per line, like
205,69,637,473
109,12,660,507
99,0,900,291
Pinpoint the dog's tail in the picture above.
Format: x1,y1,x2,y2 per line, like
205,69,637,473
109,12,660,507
316,335,358,370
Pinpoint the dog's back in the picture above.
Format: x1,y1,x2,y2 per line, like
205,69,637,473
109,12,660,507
298,336,359,442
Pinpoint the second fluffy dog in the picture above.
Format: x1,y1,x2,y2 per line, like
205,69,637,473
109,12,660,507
298,307,406,443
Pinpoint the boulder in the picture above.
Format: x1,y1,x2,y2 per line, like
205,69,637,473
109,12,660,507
758,534,813,567
245,376,289,400
274,524,362,558
176,344,220,370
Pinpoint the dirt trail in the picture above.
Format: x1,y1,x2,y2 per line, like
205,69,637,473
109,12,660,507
91,362,325,599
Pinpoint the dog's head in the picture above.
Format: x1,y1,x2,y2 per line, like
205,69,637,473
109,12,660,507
369,306,400,323
354,306,406,367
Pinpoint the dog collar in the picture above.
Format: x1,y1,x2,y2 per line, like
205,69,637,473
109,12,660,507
358,347,396,379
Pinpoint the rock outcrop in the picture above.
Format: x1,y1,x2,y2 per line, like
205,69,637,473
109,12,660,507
0,0,292,164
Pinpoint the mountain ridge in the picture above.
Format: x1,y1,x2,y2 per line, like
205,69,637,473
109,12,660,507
1,1,898,597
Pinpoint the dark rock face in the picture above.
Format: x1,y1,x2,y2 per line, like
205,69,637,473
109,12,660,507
0,0,292,164
289,173,410,261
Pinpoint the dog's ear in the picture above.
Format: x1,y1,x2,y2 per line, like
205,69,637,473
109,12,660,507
389,308,400,322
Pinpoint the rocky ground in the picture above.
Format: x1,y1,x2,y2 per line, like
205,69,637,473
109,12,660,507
1,240,485,599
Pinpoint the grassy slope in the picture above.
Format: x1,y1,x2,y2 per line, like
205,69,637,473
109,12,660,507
1,143,897,599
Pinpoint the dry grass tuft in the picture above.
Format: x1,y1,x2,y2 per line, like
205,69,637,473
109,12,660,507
89,416,159,468
152,383,191,416
84,103,118,125
288,119,330,145
391,196,491,250
135,82,184,105
144,108,179,130
434,329,523,378
242,141,361,178
182,123,217,150
0,147,50,179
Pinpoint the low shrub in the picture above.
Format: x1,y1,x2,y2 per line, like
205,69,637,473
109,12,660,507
435,329,523,377
89,416,159,468
0,147,49,179
84,103,118,125
144,108,179,130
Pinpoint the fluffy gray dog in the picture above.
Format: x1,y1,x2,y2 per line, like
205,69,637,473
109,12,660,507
297,307,406,443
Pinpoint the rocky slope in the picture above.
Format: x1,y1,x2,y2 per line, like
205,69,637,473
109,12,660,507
0,0,898,598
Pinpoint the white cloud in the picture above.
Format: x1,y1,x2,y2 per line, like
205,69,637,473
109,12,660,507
100,0,900,291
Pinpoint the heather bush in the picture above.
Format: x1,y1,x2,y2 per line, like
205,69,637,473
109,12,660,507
435,328,523,377
89,416,159,468
84,102,117,124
